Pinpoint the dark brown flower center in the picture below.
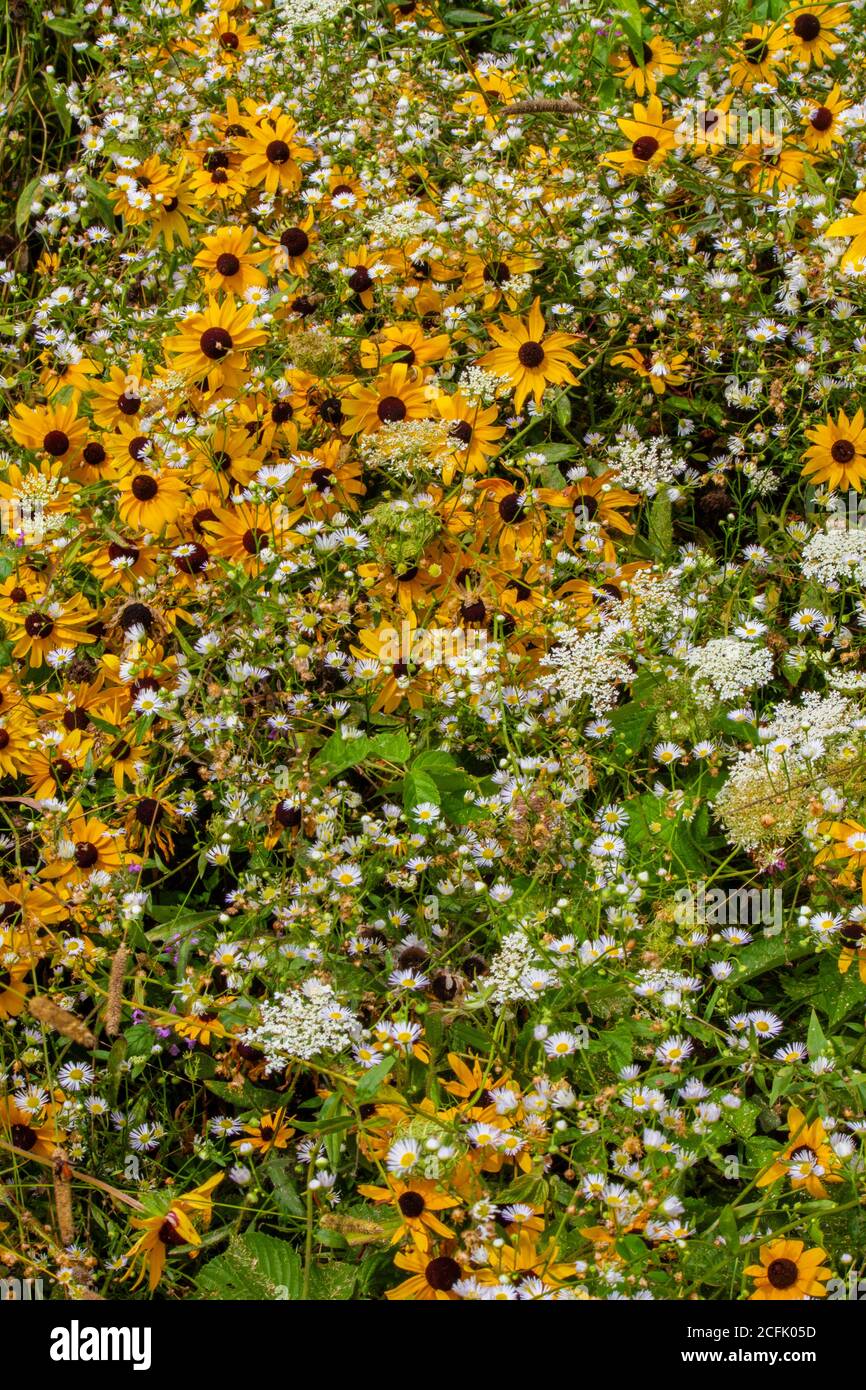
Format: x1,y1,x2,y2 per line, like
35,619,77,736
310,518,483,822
767,1257,799,1289
281,227,310,257
266,139,291,165
793,12,821,40
24,611,53,639
74,841,99,868
449,420,472,444
200,327,234,361
220,30,239,48
311,467,334,491
810,106,834,131
158,1214,186,1246
348,266,372,293
242,527,269,555
628,42,655,65
483,261,511,285
42,429,69,456
136,797,164,827
498,492,521,523
120,601,154,632
275,802,301,828
216,252,241,278
398,1190,426,1219
377,395,407,423
83,441,107,466
174,543,209,575
108,541,140,564
742,37,769,63
631,135,660,162
131,474,159,501
118,392,141,415
517,341,545,368
425,1256,460,1291
62,708,90,732
10,1123,37,1151
831,439,856,464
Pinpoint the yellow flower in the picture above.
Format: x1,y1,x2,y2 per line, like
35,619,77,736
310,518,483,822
603,96,681,176
801,409,866,492
781,4,850,66
611,35,682,96
826,191,866,269
235,109,313,195
746,1239,832,1300
729,24,788,91
755,1106,841,1198
611,346,688,395
802,84,850,153
164,296,268,394
125,1173,223,1290
478,297,582,413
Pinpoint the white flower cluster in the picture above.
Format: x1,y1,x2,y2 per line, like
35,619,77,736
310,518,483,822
477,927,545,1007
542,622,634,715
241,978,359,1072
684,636,774,703
273,0,347,34
606,437,685,497
801,525,866,587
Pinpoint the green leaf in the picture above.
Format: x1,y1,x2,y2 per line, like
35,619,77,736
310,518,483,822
403,767,441,818
265,1156,305,1217
354,1055,396,1102
807,1008,827,1059
312,730,371,774
196,1231,301,1300
368,729,411,763
444,7,491,22
15,175,43,235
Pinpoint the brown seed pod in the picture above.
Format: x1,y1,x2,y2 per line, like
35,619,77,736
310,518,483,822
28,996,96,1049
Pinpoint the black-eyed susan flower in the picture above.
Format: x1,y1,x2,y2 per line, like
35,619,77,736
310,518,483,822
385,1246,466,1300
357,1177,459,1250
163,296,268,394
235,108,313,195
117,469,187,533
826,191,866,269
746,1239,831,1300
802,84,850,152
603,95,681,175
124,1173,222,1291
801,409,866,492
612,35,682,96
232,1107,294,1155
0,1094,60,1157
755,1106,841,1197
341,363,431,436
782,3,850,66
729,24,788,90
193,225,269,295
9,399,88,463
478,297,582,413
4,595,97,669
610,345,688,395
